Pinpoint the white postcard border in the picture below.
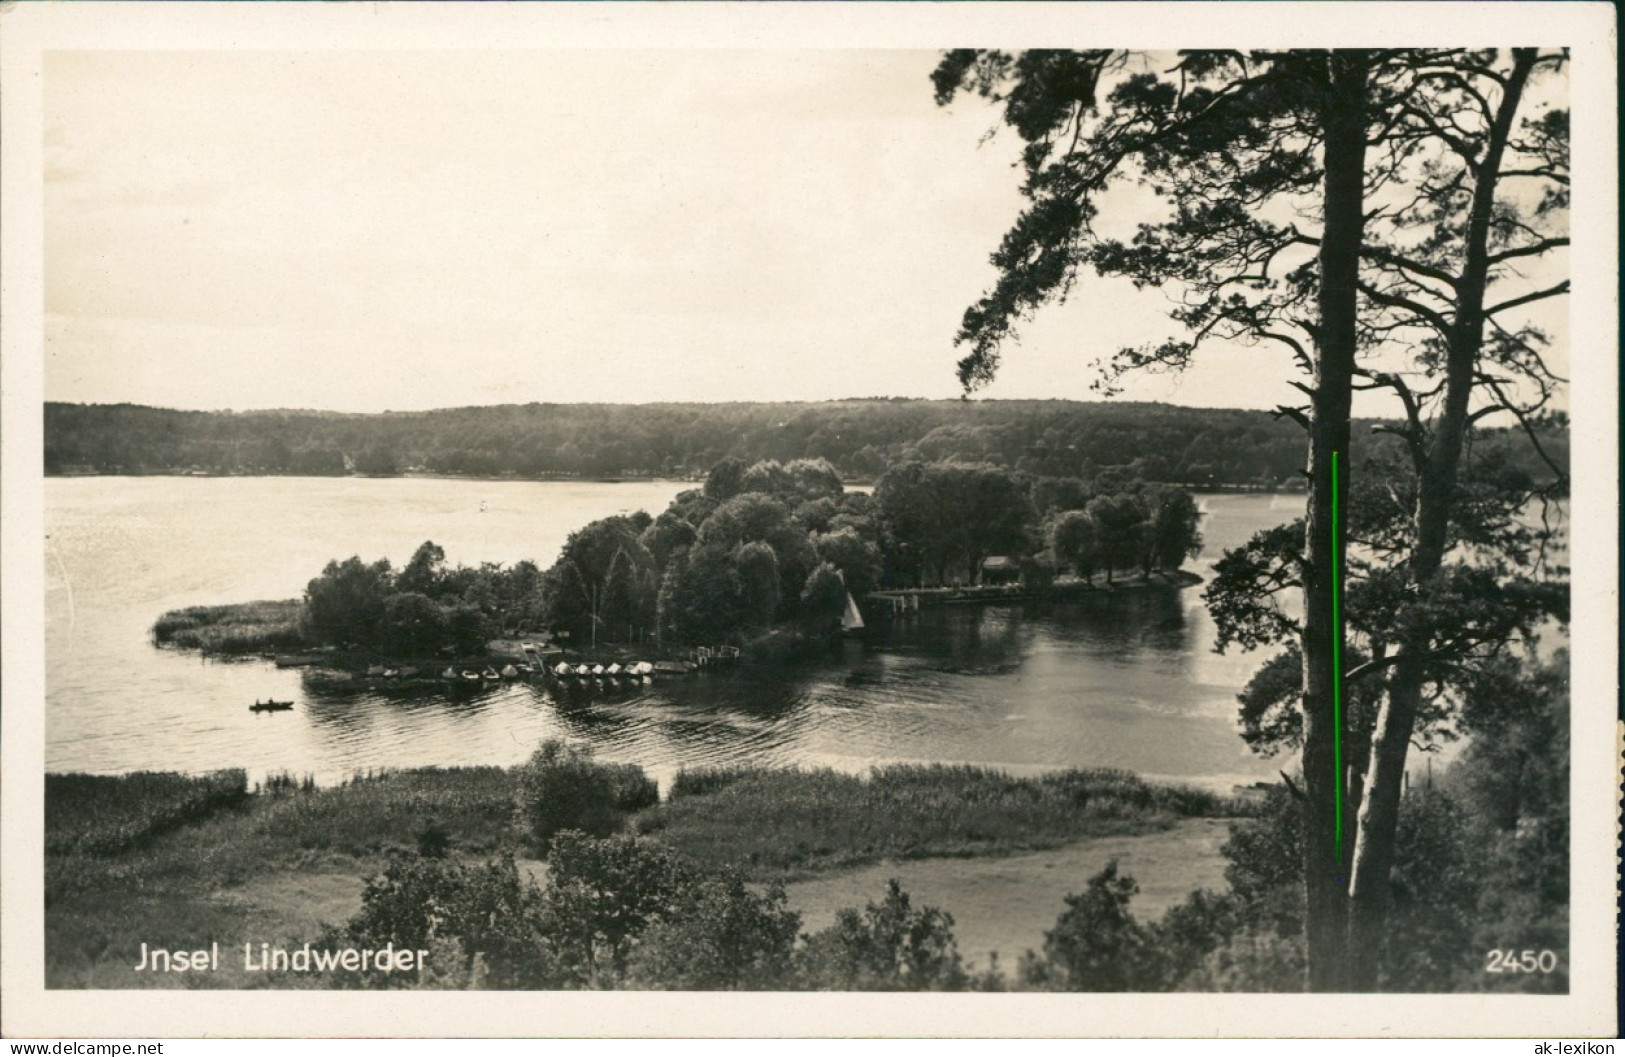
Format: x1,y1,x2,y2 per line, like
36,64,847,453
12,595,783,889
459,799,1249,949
3,2,1616,1038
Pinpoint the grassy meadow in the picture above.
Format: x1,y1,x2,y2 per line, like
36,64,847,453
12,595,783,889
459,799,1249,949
44,761,1247,988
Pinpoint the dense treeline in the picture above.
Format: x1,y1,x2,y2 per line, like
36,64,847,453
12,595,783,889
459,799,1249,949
45,399,1564,487
299,543,544,655
875,461,1202,588
213,457,879,657
539,454,1201,649
161,455,1204,657
546,457,876,649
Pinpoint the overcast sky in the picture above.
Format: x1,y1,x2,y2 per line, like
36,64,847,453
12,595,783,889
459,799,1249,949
42,49,1559,415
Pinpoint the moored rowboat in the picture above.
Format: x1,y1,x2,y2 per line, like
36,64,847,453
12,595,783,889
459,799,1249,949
651,661,695,675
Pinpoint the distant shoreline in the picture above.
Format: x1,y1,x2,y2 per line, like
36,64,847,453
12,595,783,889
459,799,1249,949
49,469,710,486
48,470,1295,495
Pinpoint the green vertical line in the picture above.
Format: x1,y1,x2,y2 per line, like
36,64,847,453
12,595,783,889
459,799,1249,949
1332,450,1344,874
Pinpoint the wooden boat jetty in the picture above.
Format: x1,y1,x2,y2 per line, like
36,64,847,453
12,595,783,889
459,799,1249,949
865,569,1204,614
280,636,745,694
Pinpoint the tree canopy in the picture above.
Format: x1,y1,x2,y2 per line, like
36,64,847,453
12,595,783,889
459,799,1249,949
933,46,1569,990
43,399,1562,489
300,545,550,655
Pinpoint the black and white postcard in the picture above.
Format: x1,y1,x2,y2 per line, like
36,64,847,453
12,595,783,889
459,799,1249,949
2,1,1617,1039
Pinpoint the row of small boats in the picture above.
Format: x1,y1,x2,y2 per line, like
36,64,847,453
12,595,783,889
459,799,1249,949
361,663,531,682
551,660,657,678
440,665,525,684
348,658,699,688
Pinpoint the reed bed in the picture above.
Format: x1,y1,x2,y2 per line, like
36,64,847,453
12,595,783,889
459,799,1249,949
46,770,251,859
650,763,1247,879
46,767,521,903
247,766,520,861
151,599,306,654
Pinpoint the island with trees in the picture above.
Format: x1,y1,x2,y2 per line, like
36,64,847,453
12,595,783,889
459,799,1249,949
153,454,1207,674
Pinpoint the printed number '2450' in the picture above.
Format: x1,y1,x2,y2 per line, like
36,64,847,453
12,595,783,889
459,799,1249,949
1485,949,1559,973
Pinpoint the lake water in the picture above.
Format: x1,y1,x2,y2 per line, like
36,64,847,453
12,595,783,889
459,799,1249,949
45,477,1305,791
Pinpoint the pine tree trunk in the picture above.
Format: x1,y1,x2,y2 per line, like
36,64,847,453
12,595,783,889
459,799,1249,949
1300,51,1368,992
1346,49,1537,990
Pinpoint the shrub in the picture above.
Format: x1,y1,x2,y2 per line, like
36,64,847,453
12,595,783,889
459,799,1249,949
1381,789,1484,991
626,875,802,990
345,853,468,955
339,852,555,989
797,879,967,991
602,762,660,814
1139,887,1246,989
1182,929,1308,992
416,820,452,858
666,766,762,800
1444,652,1569,993
538,831,693,987
514,740,654,851
1023,859,1151,991
1018,555,1056,593
1220,785,1305,924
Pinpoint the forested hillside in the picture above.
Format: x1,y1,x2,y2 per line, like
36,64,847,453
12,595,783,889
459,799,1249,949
44,400,1566,489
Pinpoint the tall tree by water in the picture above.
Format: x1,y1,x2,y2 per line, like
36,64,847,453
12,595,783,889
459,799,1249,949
875,461,1034,586
542,517,656,648
933,48,1568,989
1327,50,1570,983
304,556,395,647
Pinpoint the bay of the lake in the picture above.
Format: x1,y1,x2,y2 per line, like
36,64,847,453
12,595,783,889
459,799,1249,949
45,476,1301,791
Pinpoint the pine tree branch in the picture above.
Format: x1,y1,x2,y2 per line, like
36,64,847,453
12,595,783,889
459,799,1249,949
1485,280,1570,318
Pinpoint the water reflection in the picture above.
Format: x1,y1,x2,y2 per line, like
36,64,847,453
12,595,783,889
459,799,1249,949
47,477,1312,790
